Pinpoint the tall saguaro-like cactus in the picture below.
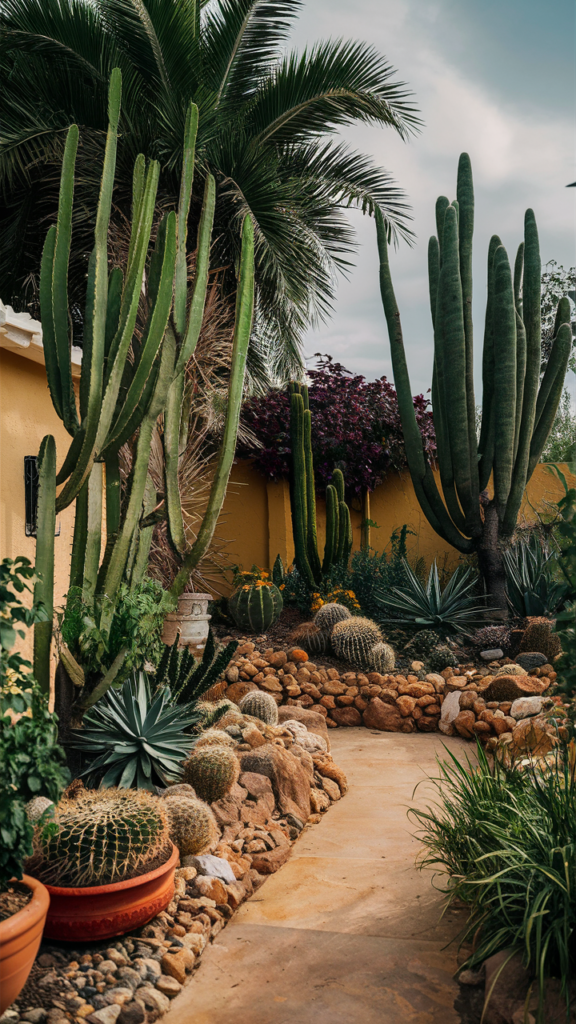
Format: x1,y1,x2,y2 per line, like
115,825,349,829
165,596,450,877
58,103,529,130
376,154,571,611
33,70,255,705
289,384,352,586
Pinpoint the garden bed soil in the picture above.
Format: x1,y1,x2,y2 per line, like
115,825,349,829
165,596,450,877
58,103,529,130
0,883,32,923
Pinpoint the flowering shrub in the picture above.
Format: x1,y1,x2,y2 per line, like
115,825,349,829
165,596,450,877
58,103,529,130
321,588,361,613
239,356,436,494
231,565,273,589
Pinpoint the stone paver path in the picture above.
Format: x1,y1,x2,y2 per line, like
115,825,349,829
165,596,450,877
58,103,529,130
164,729,472,1024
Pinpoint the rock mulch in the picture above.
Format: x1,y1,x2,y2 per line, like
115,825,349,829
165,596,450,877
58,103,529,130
212,641,569,755
4,717,346,1024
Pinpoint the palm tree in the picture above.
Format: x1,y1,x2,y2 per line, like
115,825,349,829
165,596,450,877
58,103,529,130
0,0,420,378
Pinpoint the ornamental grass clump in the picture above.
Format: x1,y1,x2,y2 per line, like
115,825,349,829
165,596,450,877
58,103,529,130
410,742,576,1022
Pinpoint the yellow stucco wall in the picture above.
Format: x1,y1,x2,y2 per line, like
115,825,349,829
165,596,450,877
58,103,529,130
0,349,77,665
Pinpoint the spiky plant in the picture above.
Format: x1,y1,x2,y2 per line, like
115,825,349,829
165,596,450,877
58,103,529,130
314,603,352,633
239,691,279,726
377,560,489,636
369,642,396,673
406,630,442,659
520,619,562,662
194,728,236,749
331,617,382,668
182,746,240,803
32,789,171,887
228,583,283,633
164,795,219,857
427,646,459,672
155,630,238,705
494,664,527,677
70,672,199,791
472,625,511,652
290,622,329,656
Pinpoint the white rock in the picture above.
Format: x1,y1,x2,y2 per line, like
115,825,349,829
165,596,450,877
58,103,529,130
102,988,134,1006
480,649,503,660
188,854,236,883
440,691,461,730
510,696,544,720
87,1008,121,1024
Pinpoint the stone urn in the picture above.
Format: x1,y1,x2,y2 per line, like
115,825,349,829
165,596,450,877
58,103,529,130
162,593,212,653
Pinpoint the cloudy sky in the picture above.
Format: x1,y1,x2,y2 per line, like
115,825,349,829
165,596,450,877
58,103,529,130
289,0,575,397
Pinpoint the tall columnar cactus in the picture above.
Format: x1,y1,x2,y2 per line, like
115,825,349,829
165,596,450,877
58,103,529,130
376,154,571,611
182,745,240,803
289,386,352,585
33,69,255,708
32,789,170,886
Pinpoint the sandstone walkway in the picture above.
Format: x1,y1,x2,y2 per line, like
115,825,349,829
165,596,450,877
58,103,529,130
164,729,472,1024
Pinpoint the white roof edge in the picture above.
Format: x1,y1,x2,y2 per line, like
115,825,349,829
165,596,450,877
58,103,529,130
0,299,82,377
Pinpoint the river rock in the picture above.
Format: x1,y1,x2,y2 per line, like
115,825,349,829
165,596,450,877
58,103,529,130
330,706,362,727
515,652,547,671
277,706,330,749
188,855,236,883
480,649,503,660
362,698,403,731
240,743,311,819
510,696,544,720
439,691,461,734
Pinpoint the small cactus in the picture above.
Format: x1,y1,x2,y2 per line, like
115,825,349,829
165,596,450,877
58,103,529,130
519,618,562,662
194,728,236,749
26,796,55,823
369,641,396,673
472,625,511,651
331,616,382,668
494,664,526,677
314,603,352,634
182,745,240,803
229,583,283,632
406,630,441,659
238,690,279,725
32,789,171,887
427,645,459,672
290,622,328,655
164,795,219,856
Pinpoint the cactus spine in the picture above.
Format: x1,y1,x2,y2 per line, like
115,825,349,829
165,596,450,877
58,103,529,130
314,603,352,633
228,583,283,633
164,795,218,856
33,789,170,887
331,617,382,668
239,690,279,725
33,69,255,713
368,642,396,673
182,746,240,803
376,154,571,612
289,387,352,584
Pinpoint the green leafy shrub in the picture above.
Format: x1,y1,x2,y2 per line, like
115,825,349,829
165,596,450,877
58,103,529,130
411,743,576,1020
71,672,200,791
0,558,69,889
376,560,488,636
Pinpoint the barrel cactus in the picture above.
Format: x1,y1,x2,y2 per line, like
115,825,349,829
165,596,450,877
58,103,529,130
194,728,236,749
406,630,441,660
427,645,459,672
26,796,55,824
32,789,171,886
291,622,328,656
314,603,352,634
229,583,283,633
472,625,511,652
494,663,526,677
239,690,279,725
182,745,240,803
331,617,382,668
519,618,562,662
369,642,396,673
164,795,219,856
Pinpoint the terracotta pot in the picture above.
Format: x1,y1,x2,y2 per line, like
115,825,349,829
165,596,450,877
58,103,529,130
162,593,212,653
0,875,50,1013
42,842,178,942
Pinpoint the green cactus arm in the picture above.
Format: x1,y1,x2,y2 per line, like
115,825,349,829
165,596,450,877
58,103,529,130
78,646,129,711
105,451,121,538
551,296,571,342
175,174,216,376
55,427,86,486
69,479,89,589
51,124,80,437
82,463,103,605
104,266,124,361
337,501,352,564
179,379,194,453
332,468,345,504
513,242,524,317
39,226,63,421
164,370,187,554
526,325,571,479
101,330,175,606
101,357,160,459
375,206,473,553
435,196,449,262
492,245,517,514
303,408,322,583
428,236,440,329
53,69,122,510
79,249,96,421
169,215,256,599
456,153,479,504
130,473,157,586
534,320,571,431
33,435,56,693
478,235,502,491
322,484,339,573
431,274,468,533
106,210,177,449
436,204,479,531
127,154,146,273
174,103,199,336
289,392,315,586
301,384,310,410
513,310,527,461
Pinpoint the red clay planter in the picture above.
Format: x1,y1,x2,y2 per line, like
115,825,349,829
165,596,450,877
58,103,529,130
42,842,178,942
0,875,50,1013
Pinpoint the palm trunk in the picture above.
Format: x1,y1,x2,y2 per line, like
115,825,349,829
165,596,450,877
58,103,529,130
477,500,508,619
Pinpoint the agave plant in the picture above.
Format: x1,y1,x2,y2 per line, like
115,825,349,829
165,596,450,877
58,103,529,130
375,560,489,636
71,672,200,791
503,534,569,617
155,629,238,704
